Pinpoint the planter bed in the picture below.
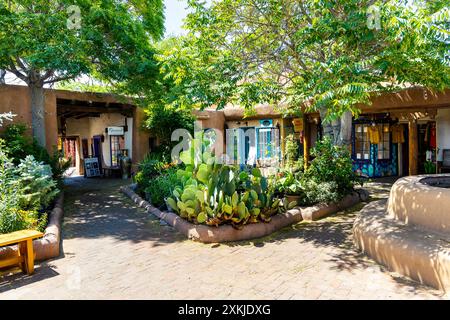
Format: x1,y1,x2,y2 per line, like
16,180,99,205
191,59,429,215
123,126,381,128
0,192,65,263
122,186,368,243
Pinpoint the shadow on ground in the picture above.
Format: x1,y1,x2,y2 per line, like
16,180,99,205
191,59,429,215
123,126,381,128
0,263,59,294
61,176,186,246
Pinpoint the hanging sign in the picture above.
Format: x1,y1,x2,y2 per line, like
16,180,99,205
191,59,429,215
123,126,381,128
292,118,303,132
84,157,101,177
107,126,124,136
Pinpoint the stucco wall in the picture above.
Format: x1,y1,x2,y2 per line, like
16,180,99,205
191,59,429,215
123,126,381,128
437,108,450,161
0,85,58,152
132,108,150,170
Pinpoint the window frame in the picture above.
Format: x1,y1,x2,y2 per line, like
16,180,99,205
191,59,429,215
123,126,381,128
352,121,392,162
110,135,124,167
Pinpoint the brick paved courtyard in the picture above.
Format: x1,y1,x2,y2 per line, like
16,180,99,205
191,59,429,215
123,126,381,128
0,177,447,299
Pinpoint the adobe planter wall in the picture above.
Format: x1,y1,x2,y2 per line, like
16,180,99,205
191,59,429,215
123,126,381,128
0,193,64,262
121,186,368,243
354,175,450,292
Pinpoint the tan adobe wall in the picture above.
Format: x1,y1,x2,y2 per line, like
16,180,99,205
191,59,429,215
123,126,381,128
0,85,58,153
0,85,150,167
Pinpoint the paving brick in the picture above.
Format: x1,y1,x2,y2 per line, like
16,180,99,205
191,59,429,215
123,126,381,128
0,177,446,300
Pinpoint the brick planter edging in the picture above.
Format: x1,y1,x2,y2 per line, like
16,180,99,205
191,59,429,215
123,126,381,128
0,193,64,262
121,186,368,243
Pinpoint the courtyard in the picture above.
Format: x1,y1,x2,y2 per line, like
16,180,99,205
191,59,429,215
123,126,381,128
0,177,445,300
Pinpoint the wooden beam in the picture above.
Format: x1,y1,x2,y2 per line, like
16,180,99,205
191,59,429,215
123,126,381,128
408,118,418,176
58,105,129,114
74,113,92,119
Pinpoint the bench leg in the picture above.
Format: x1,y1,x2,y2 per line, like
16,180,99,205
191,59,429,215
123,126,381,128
26,239,35,274
18,242,27,273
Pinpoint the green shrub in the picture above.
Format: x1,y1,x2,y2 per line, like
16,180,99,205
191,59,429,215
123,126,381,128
284,133,300,168
275,170,304,196
134,153,177,194
0,123,70,182
275,136,361,205
15,155,59,211
0,144,58,234
144,167,180,208
302,137,361,204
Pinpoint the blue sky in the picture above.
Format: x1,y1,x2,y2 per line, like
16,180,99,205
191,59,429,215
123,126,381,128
164,0,189,37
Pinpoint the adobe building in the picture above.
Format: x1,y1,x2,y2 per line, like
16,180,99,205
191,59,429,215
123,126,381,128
195,87,450,178
2,84,450,179
0,84,151,176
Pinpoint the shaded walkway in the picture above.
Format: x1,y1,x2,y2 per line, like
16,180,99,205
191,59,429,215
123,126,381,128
0,177,446,299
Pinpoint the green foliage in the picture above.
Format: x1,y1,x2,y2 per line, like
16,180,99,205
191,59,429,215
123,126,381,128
275,170,304,197
166,138,291,228
284,134,301,169
134,153,177,194
0,123,70,182
276,137,361,205
144,168,180,208
0,145,56,234
15,155,59,211
303,137,361,204
424,160,436,174
305,137,360,195
143,104,195,146
162,0,449,120
0,0,165,105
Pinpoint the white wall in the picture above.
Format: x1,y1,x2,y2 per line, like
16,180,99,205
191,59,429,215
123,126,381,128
125,117,133,158
436,109,450,161
64,113,133,167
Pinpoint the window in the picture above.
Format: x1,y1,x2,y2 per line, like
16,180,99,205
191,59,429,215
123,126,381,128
257,128,280,160
110,135,125,167
354,124,370,160
354,123,390,160
378,124,390,160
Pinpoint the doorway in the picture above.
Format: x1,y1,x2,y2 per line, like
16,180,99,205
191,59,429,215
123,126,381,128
62,137,78,167
92,135,103,172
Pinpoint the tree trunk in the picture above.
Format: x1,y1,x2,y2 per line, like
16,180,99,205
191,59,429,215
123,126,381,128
319,109,353,147
0,70,5,84
29,82,46,147
337,111,353,147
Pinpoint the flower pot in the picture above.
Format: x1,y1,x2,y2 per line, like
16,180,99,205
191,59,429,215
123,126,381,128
285,194,301,205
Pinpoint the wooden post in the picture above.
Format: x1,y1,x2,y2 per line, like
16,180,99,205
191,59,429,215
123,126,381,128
408,118,418,176
303,115,310,170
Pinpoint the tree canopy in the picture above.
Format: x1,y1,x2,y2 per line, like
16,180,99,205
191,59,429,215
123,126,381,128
157,0,449,122
0,0,165,145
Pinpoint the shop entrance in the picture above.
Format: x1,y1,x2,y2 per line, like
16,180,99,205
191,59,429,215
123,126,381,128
417,121,437,174
57,98,134,177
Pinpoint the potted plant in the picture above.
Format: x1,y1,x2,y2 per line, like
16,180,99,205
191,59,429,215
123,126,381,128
276,170,304,205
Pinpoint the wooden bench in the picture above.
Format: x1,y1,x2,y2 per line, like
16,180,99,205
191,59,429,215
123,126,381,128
0,230,44,275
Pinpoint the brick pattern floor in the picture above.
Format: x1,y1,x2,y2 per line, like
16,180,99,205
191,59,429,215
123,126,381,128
0,177,447,299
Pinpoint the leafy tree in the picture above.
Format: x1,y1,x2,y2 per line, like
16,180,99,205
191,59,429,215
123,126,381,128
166,0,449,145
0,0,165,147
144,104,195,154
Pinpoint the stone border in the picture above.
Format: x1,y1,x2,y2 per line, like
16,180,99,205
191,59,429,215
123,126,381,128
121,186,368,243
0,193,64,262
